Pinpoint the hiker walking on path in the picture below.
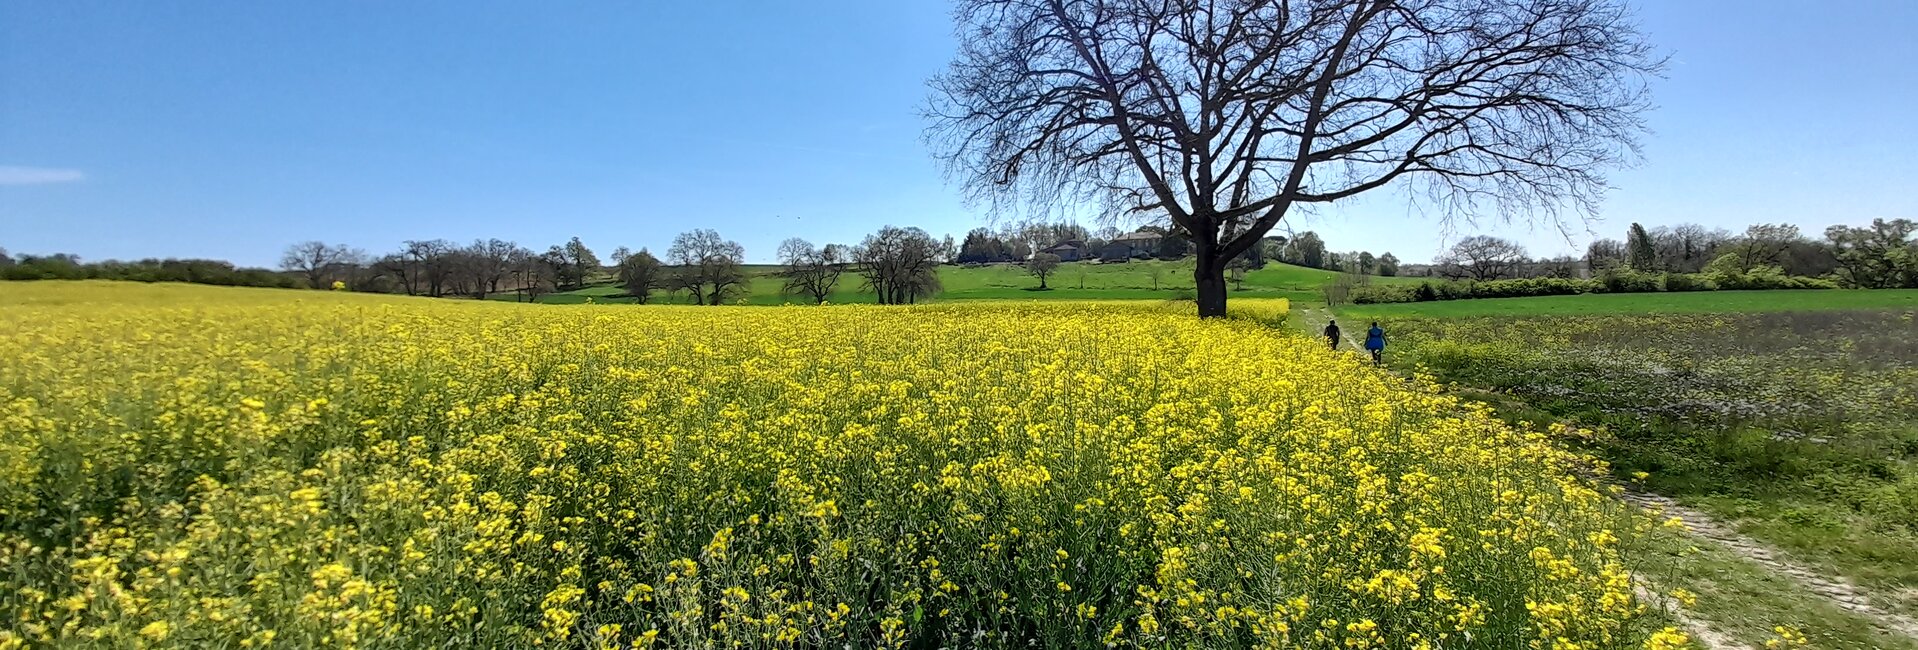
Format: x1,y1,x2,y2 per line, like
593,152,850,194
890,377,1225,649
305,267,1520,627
1323,319,1341,351
1364,321,1386,365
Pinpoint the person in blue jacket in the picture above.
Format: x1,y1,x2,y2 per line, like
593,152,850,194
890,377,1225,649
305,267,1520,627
1363,321,1386,365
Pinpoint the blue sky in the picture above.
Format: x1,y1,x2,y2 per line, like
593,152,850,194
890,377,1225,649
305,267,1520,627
3,1,1915,267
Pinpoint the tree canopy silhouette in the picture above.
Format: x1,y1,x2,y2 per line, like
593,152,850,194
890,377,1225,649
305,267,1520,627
929,0,1662,316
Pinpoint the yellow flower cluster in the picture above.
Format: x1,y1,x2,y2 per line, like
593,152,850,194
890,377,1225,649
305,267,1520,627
0,282,1657,648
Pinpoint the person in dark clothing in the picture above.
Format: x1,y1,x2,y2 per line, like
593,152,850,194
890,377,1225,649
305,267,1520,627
1363,321,1386,365
1323,319,1341,351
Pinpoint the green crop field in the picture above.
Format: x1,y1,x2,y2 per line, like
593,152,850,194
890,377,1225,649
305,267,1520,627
933,259,1420,302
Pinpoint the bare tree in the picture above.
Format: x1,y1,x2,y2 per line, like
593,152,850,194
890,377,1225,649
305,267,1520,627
1650,224,1730,273
1585,238,1627,271
509,247,555,302
1435,235,1527,281
666,229,748,305
371,254,410,293
1324,268,1373,305
929,0,1660,316
778,238,848,304
280,241,362,289
1536,255,1582,278
397,239,456,296
456,239,519,299
1730,223,1800,271
854,226,945,304
1027,253,1062,289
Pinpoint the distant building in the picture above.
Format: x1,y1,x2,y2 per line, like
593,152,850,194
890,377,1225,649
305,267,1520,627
1040,239,1084,262
1397,264,1436,277
1106,231,1161,260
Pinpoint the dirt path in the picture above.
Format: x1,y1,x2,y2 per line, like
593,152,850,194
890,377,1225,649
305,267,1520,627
1622,490,1918,640
1291,306,1365,354
1634,583,1746,650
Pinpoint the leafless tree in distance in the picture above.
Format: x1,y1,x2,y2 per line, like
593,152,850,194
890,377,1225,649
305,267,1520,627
456,238,520,299
1731,223,1800,271
666,229,748,305
509,248,555,302
1584,238,1626,271
778,238,849,304
1435,235,1527,281
855,226,946,304
396,239,457,296
928,0,1662,316
280,241,362,289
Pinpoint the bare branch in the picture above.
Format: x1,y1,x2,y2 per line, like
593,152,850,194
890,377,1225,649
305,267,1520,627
928,0,1662,315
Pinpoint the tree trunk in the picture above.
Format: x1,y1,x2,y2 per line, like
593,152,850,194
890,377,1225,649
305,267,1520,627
1194,249,1228,318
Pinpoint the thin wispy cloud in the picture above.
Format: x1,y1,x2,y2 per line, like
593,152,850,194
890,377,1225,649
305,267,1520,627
0,166,85,185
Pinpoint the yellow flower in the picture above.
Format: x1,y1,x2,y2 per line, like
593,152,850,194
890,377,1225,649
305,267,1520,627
0,286,1661,647
140,621,171,641
1644,626,1691,650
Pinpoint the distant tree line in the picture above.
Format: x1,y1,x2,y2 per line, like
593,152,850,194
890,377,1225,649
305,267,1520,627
1399,218,1918,290
0,223,944,305
273,234,741,304
951,221,1411,290
955,220,1089,263
1264,231,1401,277
0,222,1407,303
266,237,607,302
1345,218,1918,305
9,216,1909,303
0,249,300,287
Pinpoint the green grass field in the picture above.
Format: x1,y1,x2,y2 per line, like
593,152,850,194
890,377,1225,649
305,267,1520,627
1335,289,1918,319
502,259,1416,305
935,258,1419,302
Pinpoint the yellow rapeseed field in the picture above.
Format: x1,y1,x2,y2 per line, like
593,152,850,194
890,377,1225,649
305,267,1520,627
0,282,1667,649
